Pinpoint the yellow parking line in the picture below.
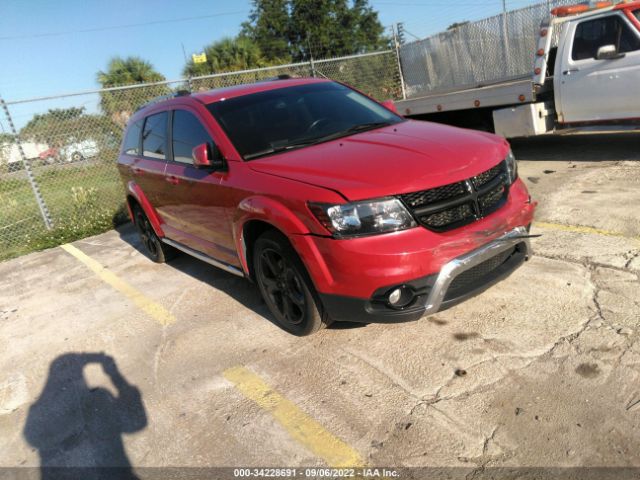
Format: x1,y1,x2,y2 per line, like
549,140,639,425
224,366,364,468
61,243,176,326
534,221,638,241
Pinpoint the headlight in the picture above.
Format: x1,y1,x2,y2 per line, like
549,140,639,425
309,197,417,238
505,149,518,184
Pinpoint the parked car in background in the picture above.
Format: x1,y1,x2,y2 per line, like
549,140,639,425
118,77,536,336
38,139,99,165
38,147,58,163
38,140,100,163
58,140,99,163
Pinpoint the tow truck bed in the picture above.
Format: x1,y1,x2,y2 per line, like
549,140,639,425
396,77,544,117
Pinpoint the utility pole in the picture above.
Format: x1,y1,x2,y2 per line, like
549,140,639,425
181,43,193,91
307,34,316,78
396,22,406,46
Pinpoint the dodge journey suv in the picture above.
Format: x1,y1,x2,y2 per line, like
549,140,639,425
117,77,536,335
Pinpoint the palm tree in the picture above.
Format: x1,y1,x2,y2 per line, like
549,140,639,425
182,37,273,77
97,57,169,127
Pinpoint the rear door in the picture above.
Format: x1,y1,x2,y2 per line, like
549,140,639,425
557,11,640,123
125,113,170,206
158,108,238,266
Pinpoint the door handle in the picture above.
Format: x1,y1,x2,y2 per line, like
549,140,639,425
132,167,144,175
165,175,180,185
562,68,579,75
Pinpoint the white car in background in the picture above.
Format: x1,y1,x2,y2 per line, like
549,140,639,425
58,139,99,163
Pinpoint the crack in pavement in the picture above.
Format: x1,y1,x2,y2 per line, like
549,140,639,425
624,250,640,270
326,253,636,468
535,251,639,277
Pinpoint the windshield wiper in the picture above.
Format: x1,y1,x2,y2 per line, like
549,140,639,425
244,122,392,160
310,121,393,144
344,121,392,134
244,140,319,160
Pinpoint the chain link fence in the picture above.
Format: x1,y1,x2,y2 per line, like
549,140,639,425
0,50,401,260
399,0,574,97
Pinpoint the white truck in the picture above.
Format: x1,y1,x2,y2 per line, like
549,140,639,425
396,1,640,138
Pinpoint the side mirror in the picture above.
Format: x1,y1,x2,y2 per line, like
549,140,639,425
191,143,224,169
596,44,624,60
382,99,399,114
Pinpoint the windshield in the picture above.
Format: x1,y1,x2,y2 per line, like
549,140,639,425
206,82,403,160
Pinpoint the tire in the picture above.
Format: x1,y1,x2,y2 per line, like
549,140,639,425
71,151,83,162
253,230,332,336
132,204,176,263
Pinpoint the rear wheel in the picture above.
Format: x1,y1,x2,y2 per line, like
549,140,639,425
253,230,332,336
132,204,176,263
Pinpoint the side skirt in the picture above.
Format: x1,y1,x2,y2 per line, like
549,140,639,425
161,238,245,278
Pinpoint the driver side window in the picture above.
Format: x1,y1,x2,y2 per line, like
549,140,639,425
171,110,214,164
572,14,640,61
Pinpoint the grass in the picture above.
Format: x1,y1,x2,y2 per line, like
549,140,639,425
0,158,130,262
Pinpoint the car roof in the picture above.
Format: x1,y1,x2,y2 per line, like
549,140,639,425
129,77,332,122
192,77,331,104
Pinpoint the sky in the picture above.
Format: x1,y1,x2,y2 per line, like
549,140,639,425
0,0,538,128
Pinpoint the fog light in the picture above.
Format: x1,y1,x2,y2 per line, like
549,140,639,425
387,286,415,309
389,288,402,305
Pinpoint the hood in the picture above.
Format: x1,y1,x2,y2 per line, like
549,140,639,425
248,120,510,201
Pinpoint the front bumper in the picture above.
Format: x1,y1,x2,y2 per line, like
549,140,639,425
318,226,531,323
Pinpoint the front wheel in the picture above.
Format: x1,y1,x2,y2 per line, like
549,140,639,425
253,230,332,336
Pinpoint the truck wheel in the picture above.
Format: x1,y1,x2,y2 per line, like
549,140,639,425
253,230,332,336
132,204,176,263
71,151,83,162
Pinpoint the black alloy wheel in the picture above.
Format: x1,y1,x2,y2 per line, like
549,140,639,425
253,230,331,336
259,247,306,325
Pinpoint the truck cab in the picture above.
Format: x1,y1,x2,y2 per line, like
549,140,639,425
553,2,640,124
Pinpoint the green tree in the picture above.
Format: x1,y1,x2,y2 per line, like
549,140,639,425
96,56,168,127
240,0,291,61
447,21,470,30
0,133,15,145
182,37,274,77
242,0,388,62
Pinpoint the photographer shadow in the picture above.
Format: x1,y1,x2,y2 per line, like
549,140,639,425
24,352,146,480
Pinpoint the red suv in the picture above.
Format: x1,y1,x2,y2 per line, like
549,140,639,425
118,78,536,335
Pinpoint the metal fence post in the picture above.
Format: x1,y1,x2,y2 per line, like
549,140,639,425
502,0,511,77
392,25,407,100
0,96,53,230
309,55,317,77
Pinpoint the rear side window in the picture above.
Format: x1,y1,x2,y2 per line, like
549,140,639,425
142,112,168,160
572,15,640,60
172,110,213,164
122,121,142,155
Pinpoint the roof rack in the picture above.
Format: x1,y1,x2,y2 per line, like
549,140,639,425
136,90,191,112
